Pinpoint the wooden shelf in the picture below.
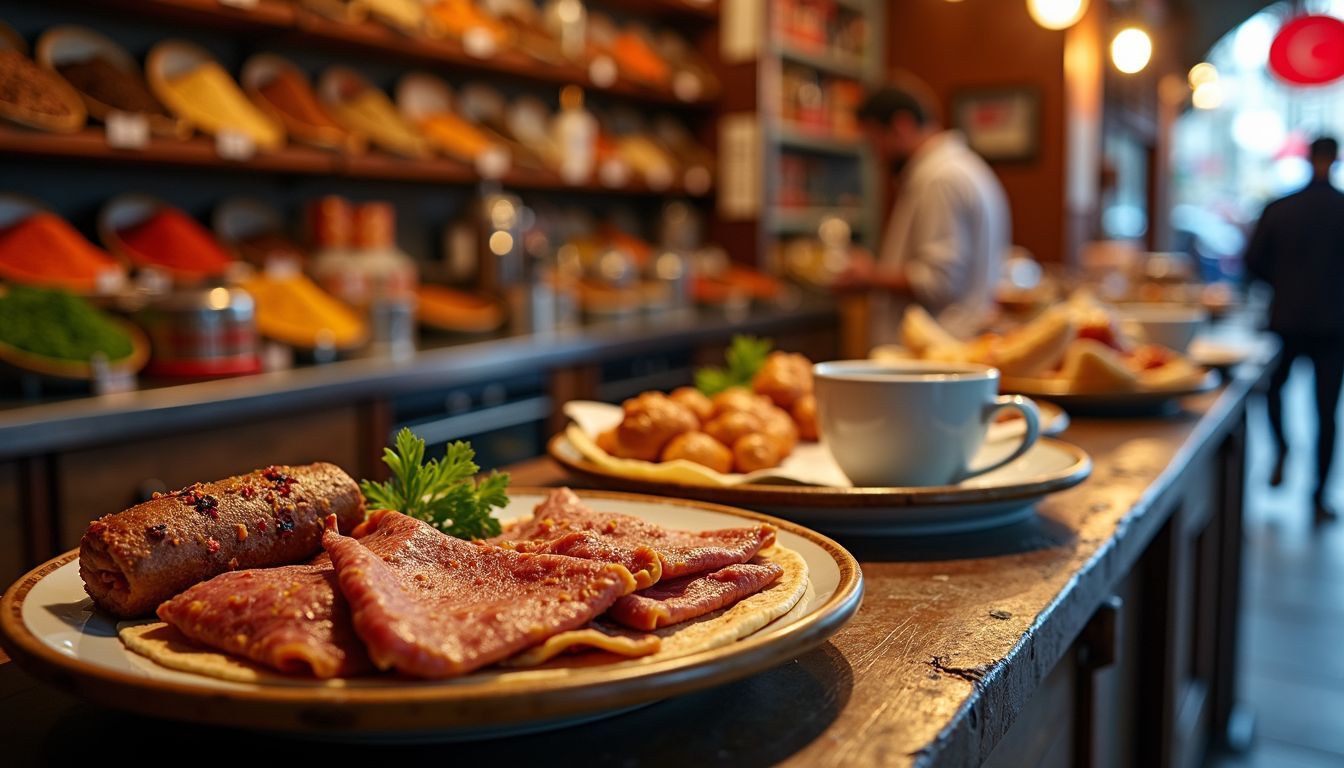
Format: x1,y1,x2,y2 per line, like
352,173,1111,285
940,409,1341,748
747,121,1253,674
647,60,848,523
0,126,712,197
777,124,864,155
588,0,719,22
778,43,867,80
62,0,717,109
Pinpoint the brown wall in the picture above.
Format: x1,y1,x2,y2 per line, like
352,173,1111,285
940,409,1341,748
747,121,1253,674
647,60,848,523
887,1,1079,264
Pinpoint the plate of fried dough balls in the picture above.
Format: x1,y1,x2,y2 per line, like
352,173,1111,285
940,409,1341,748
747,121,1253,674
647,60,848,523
551,351,856,488
607,351,818,473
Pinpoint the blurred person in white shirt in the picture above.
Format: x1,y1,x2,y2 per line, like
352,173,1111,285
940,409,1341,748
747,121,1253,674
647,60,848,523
838,73,1010,344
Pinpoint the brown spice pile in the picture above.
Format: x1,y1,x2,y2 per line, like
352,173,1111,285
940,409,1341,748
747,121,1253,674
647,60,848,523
57,55,166,115
0,50,71,116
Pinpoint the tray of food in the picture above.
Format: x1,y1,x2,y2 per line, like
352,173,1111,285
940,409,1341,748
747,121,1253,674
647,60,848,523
889,292,1218,415
548,338,1089,536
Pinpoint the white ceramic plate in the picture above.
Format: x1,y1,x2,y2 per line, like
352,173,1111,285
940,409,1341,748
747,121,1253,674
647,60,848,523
550,436,1091,537
1188,338,1256,371
561,400,1069,490
0,491,861,741
1000,370,1220,416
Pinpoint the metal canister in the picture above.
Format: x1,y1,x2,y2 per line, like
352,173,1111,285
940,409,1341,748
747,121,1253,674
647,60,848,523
134,285,260,377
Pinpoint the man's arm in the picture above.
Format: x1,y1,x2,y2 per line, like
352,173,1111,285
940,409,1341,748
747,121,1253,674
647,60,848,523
897,179,972,310
1243,202,1275,285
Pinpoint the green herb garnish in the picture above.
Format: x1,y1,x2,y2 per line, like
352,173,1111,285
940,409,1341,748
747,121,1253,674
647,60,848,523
360,428,509,540
695,334,773,395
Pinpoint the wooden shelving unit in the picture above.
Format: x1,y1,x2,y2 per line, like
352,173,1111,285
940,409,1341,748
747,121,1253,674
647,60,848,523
776,124,864,156
587,0,719,23
63,0,718,109
0,126,711,197
778,43,867,81
762,0,884,252
771,206,868,235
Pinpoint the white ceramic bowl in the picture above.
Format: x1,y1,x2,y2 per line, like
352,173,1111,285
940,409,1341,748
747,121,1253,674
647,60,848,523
1116,303,1208,352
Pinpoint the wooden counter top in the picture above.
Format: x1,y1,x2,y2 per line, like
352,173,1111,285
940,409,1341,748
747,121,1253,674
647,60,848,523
0,358,1268,766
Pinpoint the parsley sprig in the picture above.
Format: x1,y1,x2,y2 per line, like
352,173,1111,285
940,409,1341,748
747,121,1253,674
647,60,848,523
360,428,509,540
695,335,774,395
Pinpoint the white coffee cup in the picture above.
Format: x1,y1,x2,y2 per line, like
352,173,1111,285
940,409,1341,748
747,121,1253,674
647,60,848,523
813,360,1041,487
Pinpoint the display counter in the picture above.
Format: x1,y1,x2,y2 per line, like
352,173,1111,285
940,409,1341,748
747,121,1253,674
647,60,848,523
0,347,1272,767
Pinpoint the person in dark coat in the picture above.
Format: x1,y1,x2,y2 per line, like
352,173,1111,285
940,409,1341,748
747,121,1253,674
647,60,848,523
1246,136,1344,524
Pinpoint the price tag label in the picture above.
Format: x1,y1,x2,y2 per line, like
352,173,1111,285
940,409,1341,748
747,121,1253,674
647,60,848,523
598,158,629,188
105,111,150,150
589,56,617,88
462,27,498,59
218,0,259,9
673,71,703,102
216,129,256,162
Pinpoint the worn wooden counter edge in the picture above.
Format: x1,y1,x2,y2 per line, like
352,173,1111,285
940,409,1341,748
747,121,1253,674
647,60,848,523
915,369,1260,766
0,301,837,460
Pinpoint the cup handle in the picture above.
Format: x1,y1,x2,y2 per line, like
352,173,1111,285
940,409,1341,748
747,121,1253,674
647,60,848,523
962,395,1041,481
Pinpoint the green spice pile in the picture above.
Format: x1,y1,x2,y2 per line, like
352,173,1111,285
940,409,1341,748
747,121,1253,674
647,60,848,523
0,285,134,362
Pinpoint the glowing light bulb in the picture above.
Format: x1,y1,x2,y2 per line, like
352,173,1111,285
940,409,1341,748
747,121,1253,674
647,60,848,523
1192,81,1223,110
1188,62,1218,89
1027,0,1088,30
1111,27,1153,74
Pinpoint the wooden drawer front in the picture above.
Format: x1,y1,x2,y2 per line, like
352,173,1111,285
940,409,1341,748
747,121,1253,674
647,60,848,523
0,462,22,584
55,406,362,551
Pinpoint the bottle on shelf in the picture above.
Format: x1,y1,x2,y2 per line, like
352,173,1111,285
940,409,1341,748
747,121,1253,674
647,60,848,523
552,85,598,185
543,0,588,62
308,195,366,307
350,201,418,358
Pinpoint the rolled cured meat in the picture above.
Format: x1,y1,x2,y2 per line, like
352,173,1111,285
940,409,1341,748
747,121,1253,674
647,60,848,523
79,462,365,618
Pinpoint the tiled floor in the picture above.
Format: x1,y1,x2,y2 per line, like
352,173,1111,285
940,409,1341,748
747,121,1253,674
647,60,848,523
1208,360,1344,767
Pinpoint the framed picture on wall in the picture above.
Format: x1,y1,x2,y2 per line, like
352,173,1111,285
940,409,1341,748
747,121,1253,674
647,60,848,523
951,87,1040,162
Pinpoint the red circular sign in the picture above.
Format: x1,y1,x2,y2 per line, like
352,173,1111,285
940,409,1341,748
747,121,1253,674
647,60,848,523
1269,15,1344,86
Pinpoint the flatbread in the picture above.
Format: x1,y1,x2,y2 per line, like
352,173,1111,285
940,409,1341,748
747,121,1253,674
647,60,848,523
120,622,300,685
119,544,810,681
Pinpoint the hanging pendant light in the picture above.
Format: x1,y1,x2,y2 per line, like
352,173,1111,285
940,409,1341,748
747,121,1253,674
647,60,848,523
1111,26,1153,74
1027,0,1088,30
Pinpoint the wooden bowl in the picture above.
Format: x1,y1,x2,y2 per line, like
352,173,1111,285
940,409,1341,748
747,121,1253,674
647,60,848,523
98,193,232,284
0,286,149,381
241,52,363,154
211,196,285,245
318,65,428,159
0,22,87,134
35,25,189,139
0,193,129,295
396,71,510,176
146,39,284,151
297,0,369,26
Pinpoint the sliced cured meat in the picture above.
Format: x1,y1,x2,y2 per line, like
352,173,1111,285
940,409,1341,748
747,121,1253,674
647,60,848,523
607,561,784,631
495,488,776,584
324,512,637,679
510,529,663,590
156,563,371,679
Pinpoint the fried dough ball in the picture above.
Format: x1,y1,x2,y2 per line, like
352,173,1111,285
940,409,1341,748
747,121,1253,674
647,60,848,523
711,387,774,418
596,428,622,455
661,431,733,473
760,404,799,454
733,433,785,473
616,392,698,461
752,351,814,409
792,394,819,441
704,410,765,448
669,386,714,424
